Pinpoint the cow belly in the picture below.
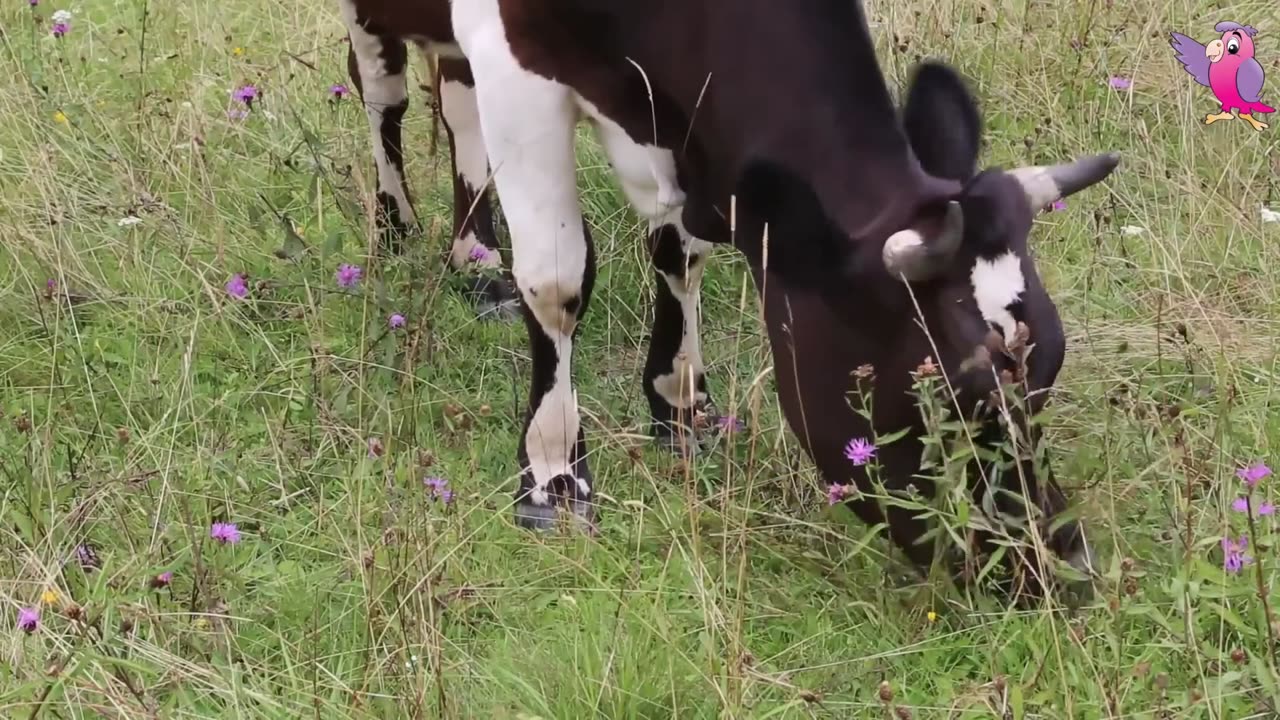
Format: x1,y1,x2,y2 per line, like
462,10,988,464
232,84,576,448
344,0,457,49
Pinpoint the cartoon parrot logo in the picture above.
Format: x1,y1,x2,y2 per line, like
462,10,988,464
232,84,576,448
1170,22,1273,131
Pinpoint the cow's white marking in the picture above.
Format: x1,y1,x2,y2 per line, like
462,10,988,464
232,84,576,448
970,251,1026,346
582,100,712,412
438,75,500,268
455,0,588,505
340,0,416,226
1008,166,1060,211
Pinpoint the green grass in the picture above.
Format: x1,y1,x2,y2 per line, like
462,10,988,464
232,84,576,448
3,0,1280,717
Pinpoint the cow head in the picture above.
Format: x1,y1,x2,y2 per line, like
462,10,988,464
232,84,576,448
876,62,1117,597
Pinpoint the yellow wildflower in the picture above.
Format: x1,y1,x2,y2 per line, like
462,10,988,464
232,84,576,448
926,611,938,623
232,47,244,57
41,589,61,607
53,110,68,125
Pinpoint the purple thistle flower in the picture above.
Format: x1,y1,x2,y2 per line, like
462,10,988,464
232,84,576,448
210,522,241,545
1238,463,1272,488
225,273,248,299
336,263,363,289
150,571,173,589
844,437,876,466
1222,535,1250,574
424,476,453,503
827,484,850,505
1050,199,1067,212
74,542,101,571
46,278,56,291
17,607,39,634
467,244,493,263
1261,502,1277,516
1233,497,1250,513
232,84,258,105
329,83,349,99
716,415,744,432
389,313,406,329
30,0,39,6
51,21,68,37
1108,76,1132,90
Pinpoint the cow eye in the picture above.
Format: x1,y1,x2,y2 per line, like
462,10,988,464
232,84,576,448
1227,38,1240,54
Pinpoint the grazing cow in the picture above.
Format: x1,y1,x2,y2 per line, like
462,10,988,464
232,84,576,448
342,0,1120,598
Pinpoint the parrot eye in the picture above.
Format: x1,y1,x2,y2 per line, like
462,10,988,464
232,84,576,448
1227,38,1240,54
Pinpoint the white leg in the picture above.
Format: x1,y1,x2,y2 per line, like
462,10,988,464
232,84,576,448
454,3,595,527
585,104,715,451
340,0,415,246
435,56,519,318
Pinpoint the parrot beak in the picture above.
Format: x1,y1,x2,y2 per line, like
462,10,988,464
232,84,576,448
1206,38,1224,63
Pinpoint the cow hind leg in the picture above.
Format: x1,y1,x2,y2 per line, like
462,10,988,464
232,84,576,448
456,16,595,530
436,57,520,320
585,107,717,456
343,16,415,253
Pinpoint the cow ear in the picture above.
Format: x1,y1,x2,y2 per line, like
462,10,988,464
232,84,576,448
902,61,982,182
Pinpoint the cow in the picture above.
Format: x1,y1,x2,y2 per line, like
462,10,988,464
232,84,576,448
340,0,1120,600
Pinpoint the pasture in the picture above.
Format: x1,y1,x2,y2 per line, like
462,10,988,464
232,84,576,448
2,0,1280,716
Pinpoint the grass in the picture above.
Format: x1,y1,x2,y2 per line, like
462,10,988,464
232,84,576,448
2,0,1280,717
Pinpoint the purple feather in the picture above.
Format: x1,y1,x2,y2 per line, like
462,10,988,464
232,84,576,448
1238,57,1267,104
1214,21,1258,38
1170,32,1212,87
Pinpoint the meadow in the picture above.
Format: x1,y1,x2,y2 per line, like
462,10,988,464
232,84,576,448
2,0,1280,717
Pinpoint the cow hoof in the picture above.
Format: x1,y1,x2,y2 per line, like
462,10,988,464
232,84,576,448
513,471,597,534
652,403,736,457
652,421,705,457
461,272,521,322
514,497,597,535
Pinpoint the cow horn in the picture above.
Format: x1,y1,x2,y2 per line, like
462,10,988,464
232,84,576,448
1009,152,1121,211
882,200,963,282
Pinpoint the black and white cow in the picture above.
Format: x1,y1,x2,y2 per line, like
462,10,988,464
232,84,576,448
341,0,1121,599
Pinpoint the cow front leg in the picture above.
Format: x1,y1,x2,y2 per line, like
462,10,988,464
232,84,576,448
437,57,520,320
584,108,717,456
644,222,716,454
342,8,414,253
456,11,595,530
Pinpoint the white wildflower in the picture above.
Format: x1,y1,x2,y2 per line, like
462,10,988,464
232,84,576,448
117,215,142,227
1119,226,1145,236
51,9,71,23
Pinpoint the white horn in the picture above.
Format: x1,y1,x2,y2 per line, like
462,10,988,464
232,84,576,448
882,200,963,283
1011,153,1121,211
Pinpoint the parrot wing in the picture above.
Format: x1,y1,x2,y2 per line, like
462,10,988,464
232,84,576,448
1169,32,1212,87
1238,57,1267,103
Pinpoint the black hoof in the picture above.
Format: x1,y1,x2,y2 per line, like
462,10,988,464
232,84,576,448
513,473,597,534
651,403,734,457
460,272,521,322
514,496,597,534
374,193,414,255
652,421,705,457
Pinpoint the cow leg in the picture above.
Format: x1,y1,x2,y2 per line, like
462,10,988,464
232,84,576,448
342,5,414,253
585,109,716,455
436,57,520,320
454,13,595,530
